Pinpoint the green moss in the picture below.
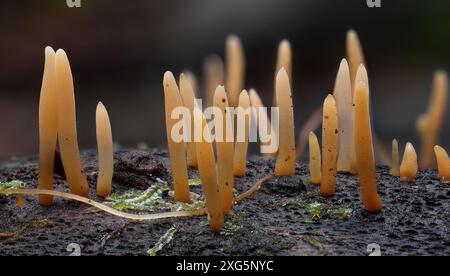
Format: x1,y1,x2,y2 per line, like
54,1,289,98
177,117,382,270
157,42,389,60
0,180,24,195
284,199,353,220
105,181,205,213
220,221,244,236
105,183,169,212
148,225,178,256
188,178,202,186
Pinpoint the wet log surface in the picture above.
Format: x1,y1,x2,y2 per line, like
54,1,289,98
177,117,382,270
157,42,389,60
0,149,449,256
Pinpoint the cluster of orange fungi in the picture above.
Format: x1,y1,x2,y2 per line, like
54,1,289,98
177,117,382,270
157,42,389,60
1,30,448,233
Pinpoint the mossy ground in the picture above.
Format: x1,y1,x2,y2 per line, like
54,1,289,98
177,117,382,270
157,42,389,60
1,149,450,256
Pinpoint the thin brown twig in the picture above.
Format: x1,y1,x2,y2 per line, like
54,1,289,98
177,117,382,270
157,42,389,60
0,189,207,221
235,174,275,203
0,174,276,222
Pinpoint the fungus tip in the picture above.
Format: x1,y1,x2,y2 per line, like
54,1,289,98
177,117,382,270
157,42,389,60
325,94,335,102
280,39,290,46
55,48,67,57
390,139,400,177
355,65,368,85
276,67,288,79
226,34,239,44
347,29,357,37
354,79,382,212
45,46,55,55
163,71,175,84
434,145,450,183
400,142,418,183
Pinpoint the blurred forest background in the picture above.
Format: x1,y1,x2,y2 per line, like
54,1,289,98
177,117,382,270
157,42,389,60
1,0,450,161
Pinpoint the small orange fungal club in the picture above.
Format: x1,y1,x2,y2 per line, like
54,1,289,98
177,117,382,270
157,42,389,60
333,58,352,173
400,142,418,183
390,139,400,177
353,82,382,212
96,102,114,198
434,145,450,183
346,30,366,91
349,64,369,174
54,49,89,197
226,35,245,107
163,71,191,203
320,94,339,197
276,40,292,80
233,90,251,176
194,108,224,232
179,73,198,167
273,40,292,106
274,68,296,176
38,46,58,205
214,86,235,214
416,70,448,169
308,131,321,185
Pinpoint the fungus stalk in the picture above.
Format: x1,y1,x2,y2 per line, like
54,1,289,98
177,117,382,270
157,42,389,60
54,49,89,197
163,71,190,203
274,68,296,176
276,40,292,80
354,82,382,212
333,59,352,172
226,35,245,107
182,70,198,97
233,90,250,176
249,89,277,157
179,73,197,167
38,46,58,205
349,64,370,174
346,30,366,90
434,146,450,183
194,108,224,232
347,30,366,174
214,86,235,214
400,143,418,183
96,102,113,197
273,40,292,106
203,55,224,107
320,95,339,197
416,70,448,169
390,139,400,177
308,131,321,184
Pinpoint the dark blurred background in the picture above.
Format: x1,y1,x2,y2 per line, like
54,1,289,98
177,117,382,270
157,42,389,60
1,0,450,161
